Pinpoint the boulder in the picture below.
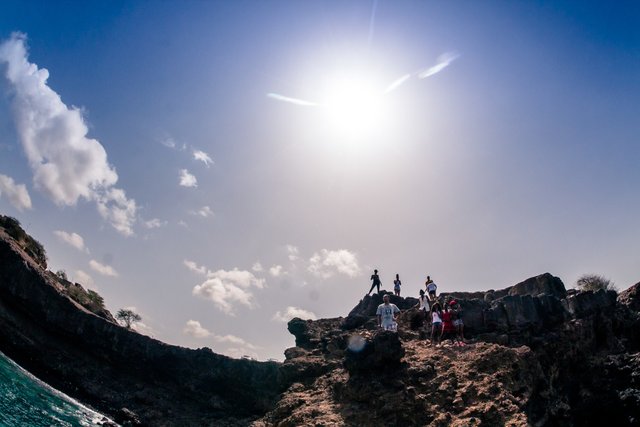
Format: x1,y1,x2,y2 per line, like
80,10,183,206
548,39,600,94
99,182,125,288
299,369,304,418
344,331,405,374
508,273,567,299
563,289,617,318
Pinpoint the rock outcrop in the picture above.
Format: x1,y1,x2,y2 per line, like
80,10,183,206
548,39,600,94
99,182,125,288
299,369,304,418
258,276,640,426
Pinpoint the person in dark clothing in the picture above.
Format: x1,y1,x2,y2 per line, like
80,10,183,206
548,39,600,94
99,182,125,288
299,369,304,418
368,269,382,295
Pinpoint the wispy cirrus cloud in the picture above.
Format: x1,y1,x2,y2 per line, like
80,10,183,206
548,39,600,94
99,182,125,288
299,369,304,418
179,169,198,188
191,205,213,218
418,51,460,79
143,218,167,229
53,230,88,252
89,259,118,277
0,33,137,236
0,173,32,211
272,306,317,322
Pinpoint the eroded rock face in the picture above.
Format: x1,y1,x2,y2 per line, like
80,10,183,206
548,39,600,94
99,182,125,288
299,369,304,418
0,229,280,426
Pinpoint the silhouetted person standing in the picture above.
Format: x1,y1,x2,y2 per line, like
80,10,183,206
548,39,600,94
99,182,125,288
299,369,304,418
368,269,382,295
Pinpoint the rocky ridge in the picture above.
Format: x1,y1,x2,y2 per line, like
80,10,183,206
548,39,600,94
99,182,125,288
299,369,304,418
1,219,639,426
256,275,640,426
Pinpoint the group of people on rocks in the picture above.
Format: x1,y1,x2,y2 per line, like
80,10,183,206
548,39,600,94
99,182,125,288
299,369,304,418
370,269,466,346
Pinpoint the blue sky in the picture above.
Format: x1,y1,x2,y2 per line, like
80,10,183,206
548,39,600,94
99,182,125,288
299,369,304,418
1,1,638,360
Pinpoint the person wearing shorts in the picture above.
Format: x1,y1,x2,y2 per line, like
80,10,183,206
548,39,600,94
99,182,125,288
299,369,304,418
426,277,437,301
377,294,400,331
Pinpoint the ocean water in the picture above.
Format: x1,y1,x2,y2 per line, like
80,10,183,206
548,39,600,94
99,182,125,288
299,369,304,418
0,351,116,426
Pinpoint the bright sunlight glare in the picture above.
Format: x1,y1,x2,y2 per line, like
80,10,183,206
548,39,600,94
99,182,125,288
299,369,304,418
320,74,390,143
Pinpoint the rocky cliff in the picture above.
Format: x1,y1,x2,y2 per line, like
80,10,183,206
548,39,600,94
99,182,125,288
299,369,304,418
0,227,281,426
255,276,640,426
1,219,639,426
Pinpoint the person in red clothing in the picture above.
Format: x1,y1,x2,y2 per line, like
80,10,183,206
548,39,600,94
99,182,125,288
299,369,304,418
439,303,457,345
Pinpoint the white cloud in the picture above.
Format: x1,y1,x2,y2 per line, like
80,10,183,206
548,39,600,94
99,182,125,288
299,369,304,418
252,262,263,272
193,149,214,167
308,249,361,279
213,334,256,349
143,218,167,229
0,33,137,236
191,205,213,218
286,244,299,262
184,259,207,276
183,320,211,338
160,136,177,149
179,169,197,188
418,51,460,79
192,267,265,315
53,230,87,252
273,306,317,323
73,270,94,288
89,259,118,277
183,320,257,352
0,174,32,211
269,264,285,277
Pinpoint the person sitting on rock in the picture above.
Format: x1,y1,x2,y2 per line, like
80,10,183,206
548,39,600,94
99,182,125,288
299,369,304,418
429,301,443,345
376,294,400,331
368,269,382,295
425,276,437,301
450,300,465,344
393,273,402,296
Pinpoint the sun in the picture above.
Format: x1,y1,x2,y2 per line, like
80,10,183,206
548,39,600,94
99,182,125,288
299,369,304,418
320,73,388,142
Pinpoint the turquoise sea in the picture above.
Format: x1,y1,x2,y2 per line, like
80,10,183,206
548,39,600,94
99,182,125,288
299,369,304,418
0,351,116,426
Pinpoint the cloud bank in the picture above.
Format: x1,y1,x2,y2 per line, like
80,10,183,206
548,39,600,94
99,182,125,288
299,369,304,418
0,174,32,211
0,33,137,235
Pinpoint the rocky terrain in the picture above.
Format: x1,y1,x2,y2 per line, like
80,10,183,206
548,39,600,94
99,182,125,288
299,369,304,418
1,217,639,426
255,275,640,426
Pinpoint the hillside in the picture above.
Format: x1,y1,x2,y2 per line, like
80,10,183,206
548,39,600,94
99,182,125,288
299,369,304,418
1,216,639,426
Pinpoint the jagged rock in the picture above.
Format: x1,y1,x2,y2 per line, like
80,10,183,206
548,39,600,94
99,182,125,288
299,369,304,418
619,282,640,312
563,289,617,317
508,272,567,298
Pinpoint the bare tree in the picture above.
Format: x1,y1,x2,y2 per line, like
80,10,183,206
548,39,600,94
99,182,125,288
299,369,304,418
116,309,142,329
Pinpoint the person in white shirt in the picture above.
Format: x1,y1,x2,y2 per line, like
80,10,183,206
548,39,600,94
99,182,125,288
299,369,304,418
429,301,443,345
376,294,400,331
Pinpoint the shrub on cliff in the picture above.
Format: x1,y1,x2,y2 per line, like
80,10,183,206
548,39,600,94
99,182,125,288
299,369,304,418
66,284,106,312
576,274,616,292
0,215,47,268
